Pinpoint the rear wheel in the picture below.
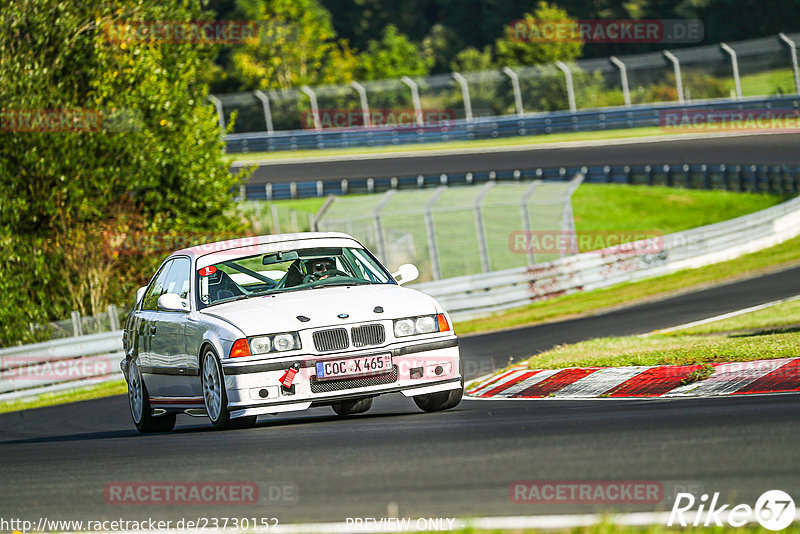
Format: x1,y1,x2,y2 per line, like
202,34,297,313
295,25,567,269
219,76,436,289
331,397,373,416
413,378,464,413
128,358,176,433
201,349,257,430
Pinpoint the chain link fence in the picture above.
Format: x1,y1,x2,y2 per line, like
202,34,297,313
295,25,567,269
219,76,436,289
29,305,126,342
213,33,800,134
316,176,583,282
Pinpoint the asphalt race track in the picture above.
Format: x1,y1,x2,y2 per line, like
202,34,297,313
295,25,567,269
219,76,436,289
1,265,799,524
241,132,800,184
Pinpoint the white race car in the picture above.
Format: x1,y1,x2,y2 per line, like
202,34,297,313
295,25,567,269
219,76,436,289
122,232,462,432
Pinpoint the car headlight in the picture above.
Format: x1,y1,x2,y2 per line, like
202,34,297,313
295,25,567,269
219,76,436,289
393,314,450,337
250,336,272,354
393,319,415,337
248,332,301,355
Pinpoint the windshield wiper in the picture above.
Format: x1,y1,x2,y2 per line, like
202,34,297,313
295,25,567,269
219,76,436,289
311,281,372,288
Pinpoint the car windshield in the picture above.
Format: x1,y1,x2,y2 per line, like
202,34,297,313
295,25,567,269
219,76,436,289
197,246,394,308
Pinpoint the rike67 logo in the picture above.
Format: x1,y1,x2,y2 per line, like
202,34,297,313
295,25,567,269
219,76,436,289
669,489,796,530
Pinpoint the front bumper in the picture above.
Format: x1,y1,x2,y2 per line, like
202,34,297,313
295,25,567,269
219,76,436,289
221,337,461,418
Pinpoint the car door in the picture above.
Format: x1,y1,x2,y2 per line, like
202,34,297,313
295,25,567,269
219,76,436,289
136,259,174,393
148,257,193,397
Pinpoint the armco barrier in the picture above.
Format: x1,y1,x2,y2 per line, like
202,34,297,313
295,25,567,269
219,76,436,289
412,194,800,321
240,163,800,201
0,331,124,403
226,95,800,154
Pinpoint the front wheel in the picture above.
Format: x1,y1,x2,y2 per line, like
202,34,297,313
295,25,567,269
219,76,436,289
201,349,257,430
331,397,373,416
413,378,464,413
128,358,176,433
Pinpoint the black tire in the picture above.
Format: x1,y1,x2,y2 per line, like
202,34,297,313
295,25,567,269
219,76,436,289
128,358,176,434
331,397,373,416
413,378,464,413
201,349,257,430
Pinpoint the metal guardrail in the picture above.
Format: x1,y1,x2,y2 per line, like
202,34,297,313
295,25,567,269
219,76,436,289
226,95,800,154
412,194,800,321
237,161,800,201
0,331,124,403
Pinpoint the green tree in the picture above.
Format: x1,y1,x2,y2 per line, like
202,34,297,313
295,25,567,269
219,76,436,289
355,25,435,80
495,1,583,68
0,0,246,346
229,0,358,90
450,46,495,73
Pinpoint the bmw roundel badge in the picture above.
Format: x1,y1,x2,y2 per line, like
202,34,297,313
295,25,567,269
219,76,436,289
337,313,349,319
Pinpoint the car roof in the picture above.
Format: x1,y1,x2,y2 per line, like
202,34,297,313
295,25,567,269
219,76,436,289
169,232,359,262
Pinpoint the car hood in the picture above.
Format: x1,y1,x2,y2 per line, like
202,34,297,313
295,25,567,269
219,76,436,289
200,284,440,336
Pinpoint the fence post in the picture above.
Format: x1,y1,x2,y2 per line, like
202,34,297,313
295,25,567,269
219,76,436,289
609,56,631,107
373,190,395,263
662,50,684,104
311,195,336,232
451,72,473,121
555,61,577,113
350,81,372,127
425,187,447,280
71,311,83,337
108,305,119,331
520,180,543,267
401,76,424,127
719,43,742,99
253,90,274,133
265,183,273,201
779,33,800,95
502,67,524,116
271,204,281,234
474,182,495,272
300,85,321,130
560,173,584,256
207,94,225,131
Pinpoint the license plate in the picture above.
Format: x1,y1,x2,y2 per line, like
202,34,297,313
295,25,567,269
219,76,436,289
315,354,392,380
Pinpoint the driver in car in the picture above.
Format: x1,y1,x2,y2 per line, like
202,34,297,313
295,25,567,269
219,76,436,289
309,258,336,279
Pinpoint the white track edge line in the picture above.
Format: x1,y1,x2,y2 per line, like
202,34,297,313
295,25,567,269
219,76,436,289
646,294,800,335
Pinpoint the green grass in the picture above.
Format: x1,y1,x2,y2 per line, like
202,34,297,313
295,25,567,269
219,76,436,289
455,233,800,335
740,68,797,97
519,330,799,370
446,525,799,534
0,379,127,414
572,185,783,238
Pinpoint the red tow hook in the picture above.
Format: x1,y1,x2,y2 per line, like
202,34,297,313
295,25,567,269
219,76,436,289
280,363,300,388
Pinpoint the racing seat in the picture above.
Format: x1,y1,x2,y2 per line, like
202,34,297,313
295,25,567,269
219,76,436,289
207,270,244,302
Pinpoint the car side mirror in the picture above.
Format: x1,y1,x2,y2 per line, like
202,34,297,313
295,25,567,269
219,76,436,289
158,293,189,312
135,286,147,306
392,264,419,285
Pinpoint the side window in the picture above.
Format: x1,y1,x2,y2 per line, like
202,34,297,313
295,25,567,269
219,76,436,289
141,260,173,311
163,257,191,300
